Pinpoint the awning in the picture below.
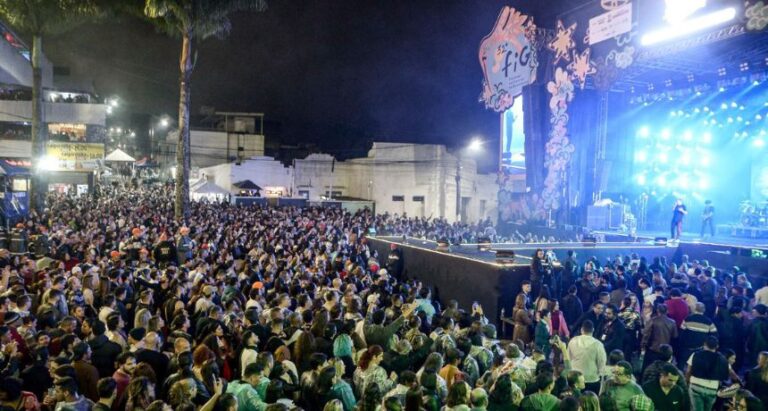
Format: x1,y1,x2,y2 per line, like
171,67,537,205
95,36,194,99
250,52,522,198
191,181,231,195
233,180,262,190
104,149,136,162
0,160,31,176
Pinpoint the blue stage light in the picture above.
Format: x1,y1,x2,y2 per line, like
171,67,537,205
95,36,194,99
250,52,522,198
683,131,693,141
702,132,712,143
658,152,669,163
638,126,650,137
699,178,709,190
635,151,648,162
701,155,711,166
637,175,647,185
681,151,691,165
661,129,671,140
677,174,690,189
656,175,667,187
754,139,765,148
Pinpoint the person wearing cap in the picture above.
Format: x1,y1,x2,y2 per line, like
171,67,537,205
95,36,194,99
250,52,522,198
120,228,145,263
152,232,177,266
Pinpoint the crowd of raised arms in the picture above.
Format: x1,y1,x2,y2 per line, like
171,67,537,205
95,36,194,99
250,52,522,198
0,184,767,411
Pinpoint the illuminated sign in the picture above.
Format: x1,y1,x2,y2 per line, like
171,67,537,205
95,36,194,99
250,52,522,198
45,142,104,171
665,0,707,24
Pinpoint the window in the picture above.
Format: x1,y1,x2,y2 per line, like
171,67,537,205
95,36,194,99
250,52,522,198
392,195,405,202
412,196,425,202
298,190,309,199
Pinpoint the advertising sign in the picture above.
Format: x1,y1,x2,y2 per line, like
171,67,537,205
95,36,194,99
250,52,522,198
45,142,104,171
590,3,633,45
479,6,538,112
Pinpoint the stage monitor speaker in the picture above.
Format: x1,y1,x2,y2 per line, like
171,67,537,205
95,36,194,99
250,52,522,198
495,250,516,265
436,239,450,252
582,236,597,246
654,237,667,246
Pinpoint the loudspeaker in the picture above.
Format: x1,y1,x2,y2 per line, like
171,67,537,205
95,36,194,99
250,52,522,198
495,250,516,265
654,237,668,246
436,239,450,252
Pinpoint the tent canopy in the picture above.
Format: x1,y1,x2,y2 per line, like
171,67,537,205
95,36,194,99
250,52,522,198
233,180,262,190
105,149,136,162
191,181,230,195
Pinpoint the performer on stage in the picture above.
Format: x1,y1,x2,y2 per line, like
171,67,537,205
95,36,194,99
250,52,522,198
701,199,715,238
671,198,687,240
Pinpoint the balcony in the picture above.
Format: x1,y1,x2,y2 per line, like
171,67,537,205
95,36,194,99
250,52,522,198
0,100,107,125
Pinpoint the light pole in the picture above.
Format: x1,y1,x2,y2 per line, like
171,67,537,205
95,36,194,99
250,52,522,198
456,138,484,222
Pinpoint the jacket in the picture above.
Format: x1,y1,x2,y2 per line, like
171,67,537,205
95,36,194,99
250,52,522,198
567,334,607,383
364,315,406,348
74,359,100,402
89,334,122,378
642,315,678,352
520,392,559,411
598,318,626,355
225,380,266,411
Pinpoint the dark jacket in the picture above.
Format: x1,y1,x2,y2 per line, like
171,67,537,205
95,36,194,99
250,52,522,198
642,315,678,352
747,316,768,364
74,359,100,402
598,318,626,355
89,334,122,378
135,348,170,384
561,294,583,327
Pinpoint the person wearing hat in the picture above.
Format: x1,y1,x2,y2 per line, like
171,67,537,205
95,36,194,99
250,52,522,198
120,228,145,263
152,232,177,266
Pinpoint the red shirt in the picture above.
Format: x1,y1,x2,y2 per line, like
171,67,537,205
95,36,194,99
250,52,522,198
665,298,689,328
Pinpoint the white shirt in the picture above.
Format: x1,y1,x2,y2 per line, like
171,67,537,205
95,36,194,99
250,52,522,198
755,286,768,306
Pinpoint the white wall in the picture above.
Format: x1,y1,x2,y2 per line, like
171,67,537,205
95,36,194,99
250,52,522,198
201,156,292,195
163,130,265,169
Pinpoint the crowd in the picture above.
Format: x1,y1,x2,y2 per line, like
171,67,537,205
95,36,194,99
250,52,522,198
375,216,575,245
0,184,765,410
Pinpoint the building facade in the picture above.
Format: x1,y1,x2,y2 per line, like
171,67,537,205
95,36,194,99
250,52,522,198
201,142,499,224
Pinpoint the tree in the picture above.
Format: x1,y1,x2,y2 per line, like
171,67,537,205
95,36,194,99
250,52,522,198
144,0,267,221
0,0,99,210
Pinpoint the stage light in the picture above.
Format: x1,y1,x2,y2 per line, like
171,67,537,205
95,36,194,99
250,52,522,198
740,62,750,72
656,175,667,186
642,7,736,46
757,114,763,120
737,116,743,122
731,102,738,108
683,131,693,141
678,174,690,189
727,117,734,123
718,68,728,77
636,151,648,162
755,80,761,86
687,74,695,83
761,130,767,136
694,108,700,114
719,87,726,92
703,106,710,112
661,129,671,139
699,178,709,190
702,132,712,143
467,138,484,152
754,139,765,148
721,103,728,110
701,155,711,166
658,152,669,163
681,151,691,165
637,175,647,185
670,111,677,117
638,126,650,137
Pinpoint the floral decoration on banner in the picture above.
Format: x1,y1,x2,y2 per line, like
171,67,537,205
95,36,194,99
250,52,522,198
592,58,620,91
547,20,577,65
539,67,576,212
607,46,635,69
600,0,631,11
568,48,597,89
746,1,768,31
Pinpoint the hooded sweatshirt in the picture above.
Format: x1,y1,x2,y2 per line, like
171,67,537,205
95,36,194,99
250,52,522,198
567,334,607,383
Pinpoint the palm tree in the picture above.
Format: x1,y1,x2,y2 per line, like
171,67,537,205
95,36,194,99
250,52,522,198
0,0,99,210
144,0,267,221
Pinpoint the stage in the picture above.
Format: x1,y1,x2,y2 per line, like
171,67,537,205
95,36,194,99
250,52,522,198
367,234,768,333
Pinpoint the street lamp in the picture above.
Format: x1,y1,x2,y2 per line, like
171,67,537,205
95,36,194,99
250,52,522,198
456,137,485,222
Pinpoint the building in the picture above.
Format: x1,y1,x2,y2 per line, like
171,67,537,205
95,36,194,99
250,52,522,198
158,112,266,169
201,142,499,224
0,19,108,193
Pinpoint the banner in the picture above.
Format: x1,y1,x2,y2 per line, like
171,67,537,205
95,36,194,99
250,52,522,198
45,142,104,171
479,6,538,112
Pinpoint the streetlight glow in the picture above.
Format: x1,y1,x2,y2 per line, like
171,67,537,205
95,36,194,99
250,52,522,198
160,118,170,128
468,138,483,152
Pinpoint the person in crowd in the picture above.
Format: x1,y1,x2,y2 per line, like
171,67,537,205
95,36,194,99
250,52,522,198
686,336,729,411
747,304,768,367
597,304,625,357
745,351,768,408
600,361,644,411
567,320,606,394
641,304,677,373
642,363,689,410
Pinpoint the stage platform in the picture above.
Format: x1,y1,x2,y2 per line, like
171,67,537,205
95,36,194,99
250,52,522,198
367,235,768,333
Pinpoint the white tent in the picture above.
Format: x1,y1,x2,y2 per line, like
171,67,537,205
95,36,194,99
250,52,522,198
191,180,230,202
105,149,136,162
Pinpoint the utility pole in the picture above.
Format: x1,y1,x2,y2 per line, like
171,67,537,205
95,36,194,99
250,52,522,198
456,152,461,223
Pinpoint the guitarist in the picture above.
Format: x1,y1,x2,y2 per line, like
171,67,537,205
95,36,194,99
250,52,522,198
701,200,715,238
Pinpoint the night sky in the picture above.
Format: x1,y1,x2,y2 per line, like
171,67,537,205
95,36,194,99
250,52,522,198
45,0,572,168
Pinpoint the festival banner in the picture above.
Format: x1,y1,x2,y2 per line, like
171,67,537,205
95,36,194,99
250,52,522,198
45,142,104,171
479,6,538,112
